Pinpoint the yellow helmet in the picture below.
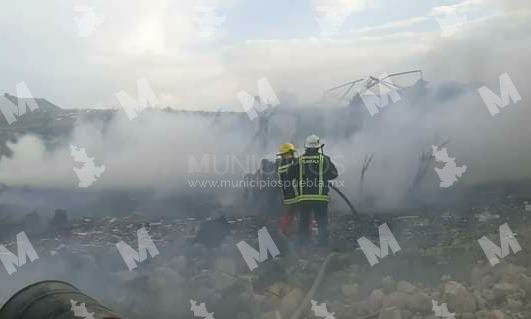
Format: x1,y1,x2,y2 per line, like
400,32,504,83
277,143,296,155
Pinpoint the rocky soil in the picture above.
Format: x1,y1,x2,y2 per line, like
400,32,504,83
1,195,531,319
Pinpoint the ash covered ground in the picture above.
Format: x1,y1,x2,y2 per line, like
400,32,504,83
1,2,531,317
1,82,530,319
2,182,531,319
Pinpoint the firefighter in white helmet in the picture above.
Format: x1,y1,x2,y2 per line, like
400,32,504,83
290,134,338,246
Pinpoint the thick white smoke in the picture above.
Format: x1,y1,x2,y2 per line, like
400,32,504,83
0,6,529,211
0,111,254,190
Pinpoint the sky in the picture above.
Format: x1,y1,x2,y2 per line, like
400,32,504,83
0,0,529,110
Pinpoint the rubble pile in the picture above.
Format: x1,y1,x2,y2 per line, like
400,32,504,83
1,198,531,319
308,257,531,319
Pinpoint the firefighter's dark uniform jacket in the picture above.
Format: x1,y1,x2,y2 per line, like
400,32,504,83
277,157,298,206
290,149,338,202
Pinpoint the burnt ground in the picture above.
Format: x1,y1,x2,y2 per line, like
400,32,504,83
1,183,531,319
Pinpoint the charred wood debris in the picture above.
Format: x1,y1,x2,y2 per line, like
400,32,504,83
1,193,531,319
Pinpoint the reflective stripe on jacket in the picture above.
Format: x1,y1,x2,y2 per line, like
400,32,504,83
298,154,329,202
278,159,299,206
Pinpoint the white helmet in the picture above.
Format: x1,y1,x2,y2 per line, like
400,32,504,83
305,134,323,149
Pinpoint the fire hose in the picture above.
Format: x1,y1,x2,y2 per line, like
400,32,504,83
330,184,358,216
0,281,124,319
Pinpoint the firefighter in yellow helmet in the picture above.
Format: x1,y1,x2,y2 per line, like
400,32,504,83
290,135,338,246
276,143,299,235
